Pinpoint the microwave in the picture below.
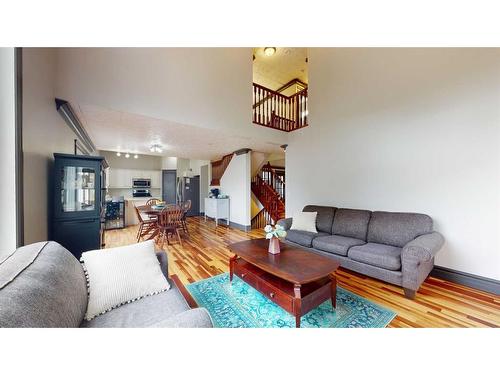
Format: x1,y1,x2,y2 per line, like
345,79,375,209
132,178,151,188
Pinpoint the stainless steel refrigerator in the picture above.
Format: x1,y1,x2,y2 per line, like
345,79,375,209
176,176,200,216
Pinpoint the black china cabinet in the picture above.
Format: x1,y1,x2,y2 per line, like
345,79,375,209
52,153,108,259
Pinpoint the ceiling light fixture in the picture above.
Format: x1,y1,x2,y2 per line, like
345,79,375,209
116,152,121,156
125,153,130,158
150,144,163,153
134,154,138,159
264,47,276,56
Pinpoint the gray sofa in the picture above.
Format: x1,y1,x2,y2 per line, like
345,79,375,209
0,241,213,328
278,205,445,298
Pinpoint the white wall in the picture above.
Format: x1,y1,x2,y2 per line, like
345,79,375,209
220,152,251,227
23,48,77,245
189,159,210,175
0,48,17,256
55,48,287,146
100,150,162,170
251,151,268,177
287,48,500,280
161,156,178,170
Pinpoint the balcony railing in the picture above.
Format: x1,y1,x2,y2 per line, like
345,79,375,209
253,83,308,132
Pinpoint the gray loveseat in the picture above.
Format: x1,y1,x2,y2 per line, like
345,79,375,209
0,241,213,328
278,205,445,298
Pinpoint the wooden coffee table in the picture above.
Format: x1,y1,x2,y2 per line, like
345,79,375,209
228,238,340,328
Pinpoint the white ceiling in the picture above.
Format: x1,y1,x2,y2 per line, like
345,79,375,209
74,103,284,160
253,47,308,90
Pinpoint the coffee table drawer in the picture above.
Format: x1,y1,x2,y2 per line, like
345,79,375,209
233,264,259,290
257,279,294,314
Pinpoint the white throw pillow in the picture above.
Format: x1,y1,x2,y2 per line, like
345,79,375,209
81,240,170,321
290,211,318,233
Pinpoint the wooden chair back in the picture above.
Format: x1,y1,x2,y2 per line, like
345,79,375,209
146,198,161,206
158,206,184,227
134,205,144,224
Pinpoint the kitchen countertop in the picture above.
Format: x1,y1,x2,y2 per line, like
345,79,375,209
119,197,162,203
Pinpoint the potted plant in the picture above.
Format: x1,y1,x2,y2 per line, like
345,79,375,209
264,224,287,254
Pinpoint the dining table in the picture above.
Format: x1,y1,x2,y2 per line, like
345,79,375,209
136,204,180,241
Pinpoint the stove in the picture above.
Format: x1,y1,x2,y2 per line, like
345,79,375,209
132,189,152,197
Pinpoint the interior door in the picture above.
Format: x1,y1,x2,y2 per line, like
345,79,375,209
184,176,200,216
200,164,209,214
162,170,177,204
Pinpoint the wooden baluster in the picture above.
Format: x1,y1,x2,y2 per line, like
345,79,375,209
266,89,269,125
253,85,256,123
259,87,262,124
257,87,262,124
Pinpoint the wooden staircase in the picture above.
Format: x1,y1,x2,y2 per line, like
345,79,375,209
210,153,233,186
251,163,285,226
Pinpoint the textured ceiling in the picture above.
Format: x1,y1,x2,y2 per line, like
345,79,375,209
253,47,308,90
74,104,284,160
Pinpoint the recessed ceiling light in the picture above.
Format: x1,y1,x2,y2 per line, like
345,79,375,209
134,154,138,159
116,152,121,156
125,153,130,158
264,47,276,56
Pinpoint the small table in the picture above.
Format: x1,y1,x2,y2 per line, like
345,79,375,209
228,239,340,328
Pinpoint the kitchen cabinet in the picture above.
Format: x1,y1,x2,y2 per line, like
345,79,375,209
151,171,161,188
108,168,162,189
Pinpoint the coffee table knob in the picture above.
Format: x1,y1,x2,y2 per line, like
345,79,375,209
241,273,246,278
269,292,275,298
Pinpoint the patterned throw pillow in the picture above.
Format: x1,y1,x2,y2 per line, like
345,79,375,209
81,240,170,321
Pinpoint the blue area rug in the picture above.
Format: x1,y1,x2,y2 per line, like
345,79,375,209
186,273,396,328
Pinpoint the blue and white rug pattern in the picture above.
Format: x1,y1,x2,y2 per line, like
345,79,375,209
186,273,396,328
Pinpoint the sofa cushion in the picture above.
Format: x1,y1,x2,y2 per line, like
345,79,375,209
303,205,336,234
348,243,402,271
367,211,433,247
286,230,329,248
0,241,88,328
80,283,190,328
312,235,366,256
332,208,371,240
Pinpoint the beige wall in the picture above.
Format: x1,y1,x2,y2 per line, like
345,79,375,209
220,152,251,227
54,48,287,146
23,48,77,245
0,48,17,256
287,48,500,280
99,150,162,170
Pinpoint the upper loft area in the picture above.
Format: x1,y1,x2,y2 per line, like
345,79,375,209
252,47,308,132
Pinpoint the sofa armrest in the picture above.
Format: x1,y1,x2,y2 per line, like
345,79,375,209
155,251,169,279
277,217,293,231
147,308,214,328
402,232,445,262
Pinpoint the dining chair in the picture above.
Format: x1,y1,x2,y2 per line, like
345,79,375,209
146,198,161,206
145,198,161,220
180,200,192,233
157,205,184,248
135,205,158,242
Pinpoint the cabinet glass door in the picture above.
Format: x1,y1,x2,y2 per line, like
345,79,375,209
61,166,96,212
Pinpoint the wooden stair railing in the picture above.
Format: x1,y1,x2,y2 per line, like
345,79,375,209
260,162,285,201
251,208,272,229
210,153,233,186
251,170,285,223
253,83,308,132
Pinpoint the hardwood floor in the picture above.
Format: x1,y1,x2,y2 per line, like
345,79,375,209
105,216,500,328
